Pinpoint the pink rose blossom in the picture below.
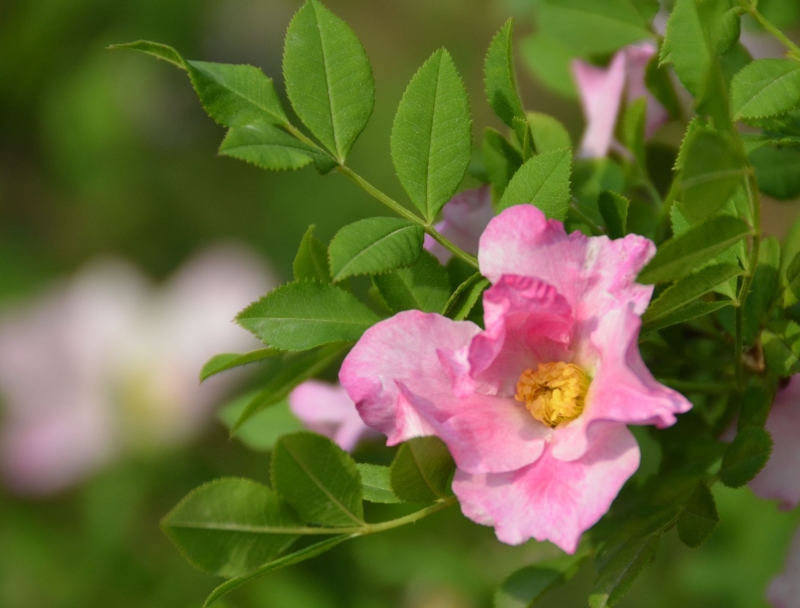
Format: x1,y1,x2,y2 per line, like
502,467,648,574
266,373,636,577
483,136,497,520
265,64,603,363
573,43,669,158
768,526,800,608
340,205,690,553
424,186,494,264
289,380,380,452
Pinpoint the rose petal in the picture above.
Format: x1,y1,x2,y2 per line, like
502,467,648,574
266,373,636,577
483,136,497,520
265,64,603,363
424,187,494,264
573,52,627,158
767,525,800,608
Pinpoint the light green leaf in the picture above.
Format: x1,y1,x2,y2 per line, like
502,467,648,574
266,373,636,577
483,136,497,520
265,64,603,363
762,321,800,377
293,225,330,282
483,128,523,200
485,19,525,129
200,348,282,382
390,437,455,503
660,0,713,96
720,427,774,488
283,0,374,161
237,281,380,351
108,40,185,69
391,49,473,222
272,431,364,526
638,215,750,284
677,484,720,549
204,535,352,608
643,264,743,324
598,191,629,239
496,149,572,220
328,218,424,282
527,112,572,154
538,0,654,55
730,58,800,120
640,300,732,336
218,396,303,452
520,33,579,98
494,553,588,608
443,273,490,321
219,123,336,173
356,464,402,504
162,479,301,578
231,344,347,432
372,250,452,314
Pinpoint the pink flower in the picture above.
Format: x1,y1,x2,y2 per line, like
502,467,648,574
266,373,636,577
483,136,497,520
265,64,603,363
289,381,380,452
424,186,494,264
572,43,669,158
768,526,800,608
340,205,690,553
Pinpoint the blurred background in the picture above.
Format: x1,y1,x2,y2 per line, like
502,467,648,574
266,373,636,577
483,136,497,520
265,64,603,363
2,0,800,606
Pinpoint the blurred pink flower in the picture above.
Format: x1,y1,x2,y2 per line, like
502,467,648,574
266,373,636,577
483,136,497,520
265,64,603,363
289,381,379,452
424,186,494,264
340,205,690,552
573,43,669,158
768,526,800,608
0,244,273,495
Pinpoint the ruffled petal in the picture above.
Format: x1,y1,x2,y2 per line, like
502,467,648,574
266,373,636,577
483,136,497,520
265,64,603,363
750,377,800,510
573,52,627,158
424,187,494,264
453,424,640,553
340,311,547,474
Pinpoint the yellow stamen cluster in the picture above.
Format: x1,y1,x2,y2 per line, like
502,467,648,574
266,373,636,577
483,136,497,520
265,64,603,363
515,362,590,428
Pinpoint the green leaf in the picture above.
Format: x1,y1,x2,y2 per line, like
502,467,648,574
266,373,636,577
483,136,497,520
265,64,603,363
621,97,647,169
720,426,774,488
786,251,800,302
646,54,681,119
598,191,629,239
742,237,781,345
738,384,775,431
496,149,572,220
751,145,800,200
494,553,587,608
218,396,303,452
640,300,732,336
328,218,424,282
356,464,402,504
200,348,282,382
485,19,525,129
283,0,374,161
677,484,720,548
660,0,716,97
111,42,290,127
372,250,452,314
391,49,473,222
538,0,654,55
272,431,364,526
390,437,455,503
162,478,301,578
219,123,336,173
638,216,750,284
589,535,660,608
762,321,800,377
679,130,746,222
527,112,572,154
231,344,347,432
730,58,800,120
293,225,330,282
443,273,490,321
237,281,380,351
204,535,352,608
484,128,523,200
643,263,743,324
520,33,579,98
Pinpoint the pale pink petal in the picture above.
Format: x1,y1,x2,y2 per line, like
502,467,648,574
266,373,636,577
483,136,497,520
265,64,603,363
340,311,547,474
424,187,494,264
453,424,640,553
622,43,669,138
573,52,627,158
767,526,800,608
750,377,800,510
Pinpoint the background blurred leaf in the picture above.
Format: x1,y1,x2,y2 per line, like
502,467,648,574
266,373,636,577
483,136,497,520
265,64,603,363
390,437,455,503
494,553,587,608
677,484,719,548
200,348,282,382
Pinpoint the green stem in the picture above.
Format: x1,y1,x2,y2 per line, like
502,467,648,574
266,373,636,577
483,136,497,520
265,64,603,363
743,1,800,59
735,175,762,390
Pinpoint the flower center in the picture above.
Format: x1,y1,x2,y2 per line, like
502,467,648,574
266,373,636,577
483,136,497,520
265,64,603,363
514,362,590,428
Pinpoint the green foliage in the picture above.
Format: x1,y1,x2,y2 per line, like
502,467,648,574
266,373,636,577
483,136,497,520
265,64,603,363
218,396,303,452
390,437,456,503
328,217,424,282
443,273,491,320
589,535,660,608
738,384,776,431
356,464,402,504
520,33,579,98
742,237,781,345
638,216,750,284
762,321,800,376
237,281,380,351
527,112,572,154
373,250,452,314
484,128,523,199
621,98,647,170
494,553,588,608
677,484,720,548
162,478,302,578
720,427,774,488
391,49,472,222
641,300,733,336
750,145,800,200
219,123,336,173
496,149,572,219
272,432,364,526
484,19,525,129
283,0,374,162
730,59,800,120
598,191,629,239
200,348,282,382
294,225,330,282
